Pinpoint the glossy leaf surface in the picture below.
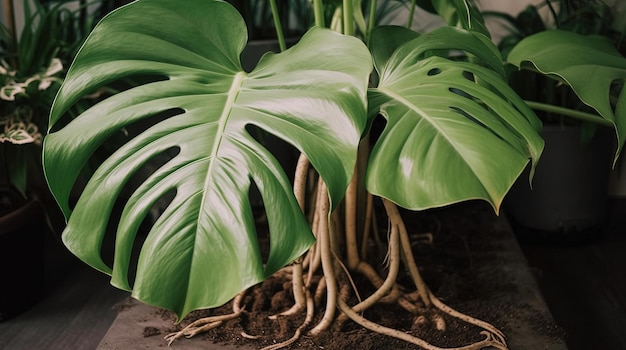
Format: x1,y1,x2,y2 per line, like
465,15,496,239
368,26,544,211
507,29,626,162
44,0,371,319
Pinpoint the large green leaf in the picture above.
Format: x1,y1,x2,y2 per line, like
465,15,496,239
507,29,626,162
367,26,544,211
44,0,371,319
371,26,504,77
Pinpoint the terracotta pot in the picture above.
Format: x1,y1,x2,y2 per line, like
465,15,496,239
0,191,45,321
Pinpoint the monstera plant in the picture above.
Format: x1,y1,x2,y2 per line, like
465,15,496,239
507,29,626,162
44,0,544,348
499,0,626,160
489,0,626,237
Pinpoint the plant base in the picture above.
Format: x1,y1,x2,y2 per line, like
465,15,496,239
97,202,567,350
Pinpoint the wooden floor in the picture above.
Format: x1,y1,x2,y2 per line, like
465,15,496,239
0,199,625,350
0,232,128,350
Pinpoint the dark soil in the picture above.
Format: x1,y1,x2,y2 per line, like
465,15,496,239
139,201,565,349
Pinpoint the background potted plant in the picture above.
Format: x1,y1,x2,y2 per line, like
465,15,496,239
42,0,547,348
0,0,119,321
483,0,626,242
0,0,75,321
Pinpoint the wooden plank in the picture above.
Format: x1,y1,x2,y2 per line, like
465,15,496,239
0,256,127,349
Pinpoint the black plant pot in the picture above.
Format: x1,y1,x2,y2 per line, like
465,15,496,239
505,124,613,243
0,189,45,321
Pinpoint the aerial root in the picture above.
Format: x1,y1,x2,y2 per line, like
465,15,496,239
164,312,238,345
313,275,326,306
259,290,316,350
165,292,245,346
352,261,406,305
165,179,508,350
396,294,424,313
269,259,306,319
360,192,376,259
337,297,508,350
241,331,264,340
383,199,432,305
308,180,337,336
268,153,312,321
379,199,508,348
428,292,506,345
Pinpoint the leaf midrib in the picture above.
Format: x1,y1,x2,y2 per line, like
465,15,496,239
195,71,247,246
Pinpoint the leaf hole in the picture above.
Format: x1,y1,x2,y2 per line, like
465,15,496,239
611,79,624,115
249,181,271,264
68,108,184,214
115,145,181,224
49,74,168,133
462,70,476,82
427,68,442,76
126,188,178,288
448,87,475,100
98,142,179,288
368,113,389,148
449,106,481,126
449,106,504,142
245,124,300,184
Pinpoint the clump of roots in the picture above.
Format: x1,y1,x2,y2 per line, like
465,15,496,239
166,155,509,350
